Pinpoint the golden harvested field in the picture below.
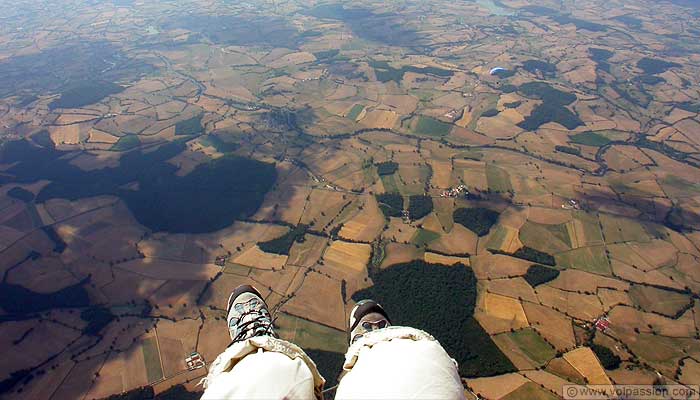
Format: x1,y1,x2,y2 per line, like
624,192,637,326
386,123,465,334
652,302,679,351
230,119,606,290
466,373,529,400
470,254,531,280
679,358,700,386
234,245,289,270
606,363,661,386
299,189,351,230
338,196,385,242
535,286,603,321
548,269,628,293
476,292,529,334
423,252,470,265
383,218,418,243
282,271,346,330
380,243,423,268
287,234,327,267
563,347,613,386
428,160,453,188
254,184,312,224
598,288,632,311
485,278,538,303
378,94,419,115
455,159,488,191
88,128,120,144
475,109,524,139
421,213,444,233
323,240,371,273
522,370,575,398
522,302,575,351
432,197,455,231
250,265,300,298
6,1,700,397
266,51,316,68
49,123,86,145
359,109,399,129
427,224,478,255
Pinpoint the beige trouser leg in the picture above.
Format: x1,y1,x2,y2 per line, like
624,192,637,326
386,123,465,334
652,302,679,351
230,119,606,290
201,336,325,400
335,327,466,400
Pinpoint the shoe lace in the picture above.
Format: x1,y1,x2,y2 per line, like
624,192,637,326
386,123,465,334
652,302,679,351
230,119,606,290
232,309,275,343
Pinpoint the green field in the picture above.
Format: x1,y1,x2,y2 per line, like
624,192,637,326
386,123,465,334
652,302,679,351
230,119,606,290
503,382,559,400
346,104,365,120
142,336,163,383
599,214,650,243
412,228,441,247
274,312,347,353
663,175,700,195
508,328,556,366
413,116,453,137
569,131,612,146
380,173,400,193
222,262,253,276
573,211,604,245
520,221,572,253
198,134,238,152
556,245,611,275
628,284,691,317
627,334,699,373
485,225,508,249
486,164,513,192
468,93,499,131
456,149,483,160
111,134,140,151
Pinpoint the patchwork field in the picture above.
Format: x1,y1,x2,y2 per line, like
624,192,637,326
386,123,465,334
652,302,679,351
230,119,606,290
2,0,700,397
323,240,371,273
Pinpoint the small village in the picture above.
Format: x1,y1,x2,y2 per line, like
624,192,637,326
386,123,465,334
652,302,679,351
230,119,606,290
440,184,469,198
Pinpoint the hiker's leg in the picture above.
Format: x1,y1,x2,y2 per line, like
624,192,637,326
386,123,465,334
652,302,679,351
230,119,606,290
200,285,324,400
202,340,318,400
335,300,464,400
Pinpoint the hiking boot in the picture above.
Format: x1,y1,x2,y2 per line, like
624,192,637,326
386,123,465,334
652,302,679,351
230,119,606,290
227,285,276,343
348,299,391,345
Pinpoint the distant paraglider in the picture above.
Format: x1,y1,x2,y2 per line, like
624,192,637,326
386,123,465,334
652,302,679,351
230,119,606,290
489,67,515,79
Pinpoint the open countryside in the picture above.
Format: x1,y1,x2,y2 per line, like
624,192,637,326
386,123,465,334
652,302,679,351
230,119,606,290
0,0,700,399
